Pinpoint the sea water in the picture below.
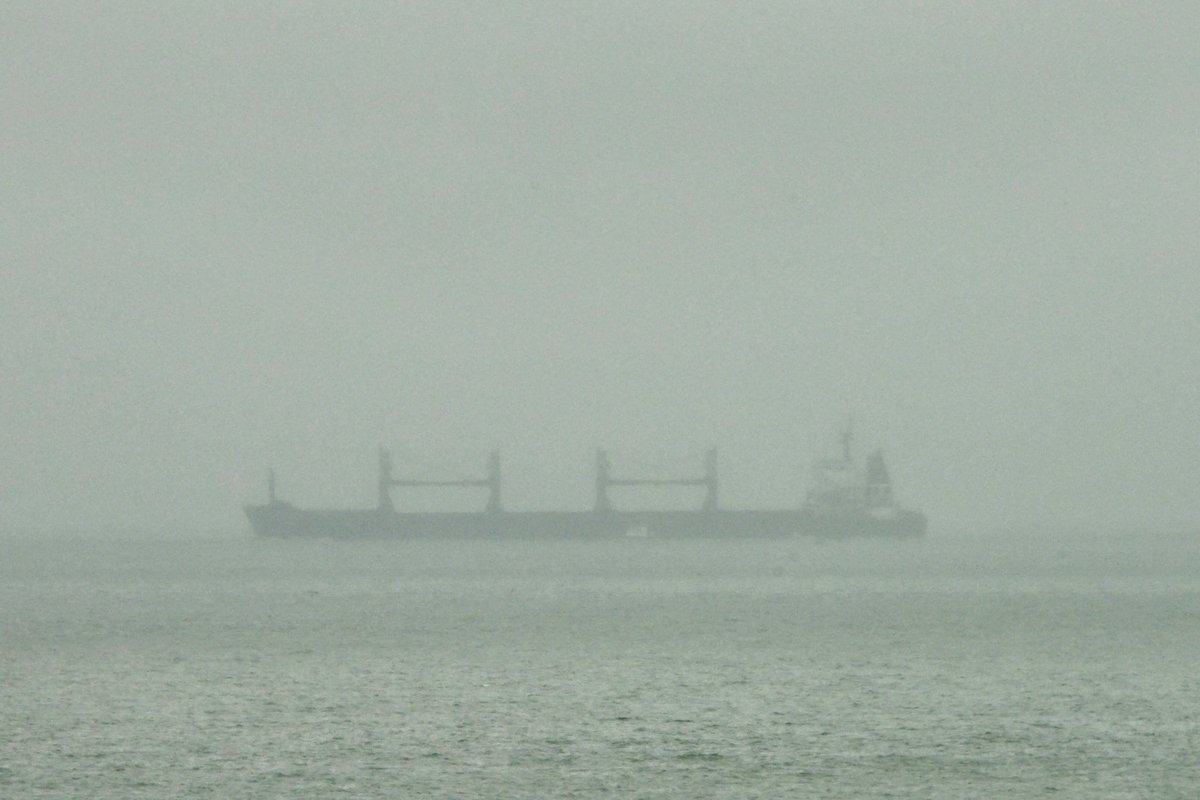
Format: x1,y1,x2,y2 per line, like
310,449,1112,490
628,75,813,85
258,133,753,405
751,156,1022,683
2,532,1198,798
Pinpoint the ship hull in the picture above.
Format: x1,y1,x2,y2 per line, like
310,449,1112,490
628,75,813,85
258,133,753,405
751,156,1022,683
243,504,926,540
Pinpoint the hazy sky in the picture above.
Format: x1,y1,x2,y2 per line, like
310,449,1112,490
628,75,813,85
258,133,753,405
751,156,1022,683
3,2,1198,535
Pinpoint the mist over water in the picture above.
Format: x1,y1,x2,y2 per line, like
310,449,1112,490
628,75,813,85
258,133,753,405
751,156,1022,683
4,532,1199,798
4,3,1199,797
3,2,1199,535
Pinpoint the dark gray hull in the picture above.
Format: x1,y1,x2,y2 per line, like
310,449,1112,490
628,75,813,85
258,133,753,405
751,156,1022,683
243,503,926,540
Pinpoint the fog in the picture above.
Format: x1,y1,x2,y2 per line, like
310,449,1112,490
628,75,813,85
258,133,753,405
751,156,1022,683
3,2,1197,535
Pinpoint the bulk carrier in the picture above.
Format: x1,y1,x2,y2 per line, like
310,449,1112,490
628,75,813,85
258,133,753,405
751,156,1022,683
244,428,925,540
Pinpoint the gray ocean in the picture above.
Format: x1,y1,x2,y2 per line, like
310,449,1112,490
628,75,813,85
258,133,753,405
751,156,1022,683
3,532,1199,798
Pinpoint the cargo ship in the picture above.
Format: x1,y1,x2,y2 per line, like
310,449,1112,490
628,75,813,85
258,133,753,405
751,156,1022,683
244,428,926,539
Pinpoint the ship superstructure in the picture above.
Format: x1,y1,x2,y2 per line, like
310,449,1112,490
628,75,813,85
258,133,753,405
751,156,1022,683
799,425,924,536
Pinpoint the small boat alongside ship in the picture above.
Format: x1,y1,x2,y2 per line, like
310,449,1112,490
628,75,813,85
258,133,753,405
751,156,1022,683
243,427,926,540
